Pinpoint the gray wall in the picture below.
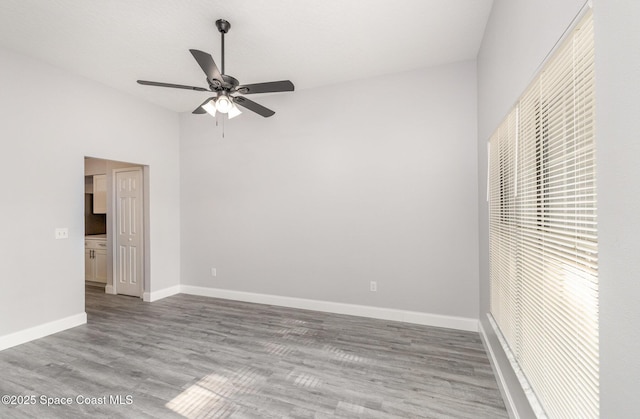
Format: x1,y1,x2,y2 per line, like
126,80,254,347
0,46,181,337
477,0,640,416
593,1,640,417
180,61,480,319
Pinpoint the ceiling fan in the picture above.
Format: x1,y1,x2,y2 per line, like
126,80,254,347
137,19,294,119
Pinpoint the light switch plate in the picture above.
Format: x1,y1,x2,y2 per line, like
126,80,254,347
55,228,69,239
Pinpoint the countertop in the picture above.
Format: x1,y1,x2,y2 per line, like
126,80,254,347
85,234,107,240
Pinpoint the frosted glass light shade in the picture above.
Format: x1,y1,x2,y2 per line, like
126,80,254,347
228,103,242,119
202,100,217,116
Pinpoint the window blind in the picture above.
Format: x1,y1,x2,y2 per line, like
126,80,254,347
489,9,597,418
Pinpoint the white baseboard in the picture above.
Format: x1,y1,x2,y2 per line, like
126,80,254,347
0,288,477,353
105,284,115,295
479,318,519,419
143,285,181,302
0,313,87,352
180,286,478,332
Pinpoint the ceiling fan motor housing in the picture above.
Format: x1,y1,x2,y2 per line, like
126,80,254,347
216,19,230,34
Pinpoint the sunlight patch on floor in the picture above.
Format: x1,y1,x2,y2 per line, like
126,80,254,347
166,367,264,418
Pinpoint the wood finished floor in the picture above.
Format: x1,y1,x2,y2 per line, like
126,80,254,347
0,286,507,418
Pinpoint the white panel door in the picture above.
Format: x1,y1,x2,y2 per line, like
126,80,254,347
115,169,143,297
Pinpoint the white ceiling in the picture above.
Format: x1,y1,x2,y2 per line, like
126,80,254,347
0,0,493,113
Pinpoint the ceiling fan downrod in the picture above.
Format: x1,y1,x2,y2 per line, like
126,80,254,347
215,19,230,75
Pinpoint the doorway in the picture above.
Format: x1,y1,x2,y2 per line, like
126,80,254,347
84,157,149,300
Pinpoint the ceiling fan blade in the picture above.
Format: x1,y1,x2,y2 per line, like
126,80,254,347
189,49,223,83
137,80,209,92
193,97,215,114
233,96,275,118
235,80,295,95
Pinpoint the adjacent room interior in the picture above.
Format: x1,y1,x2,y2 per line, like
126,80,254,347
1,1,639,418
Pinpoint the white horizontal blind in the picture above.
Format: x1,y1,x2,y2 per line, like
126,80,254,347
489,108,519,346
489,10,597,418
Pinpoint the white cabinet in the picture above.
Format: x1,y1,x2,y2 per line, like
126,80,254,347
93,174,107,214
85,237,107,283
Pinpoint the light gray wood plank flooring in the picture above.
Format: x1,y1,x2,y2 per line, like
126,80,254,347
0,286,507,418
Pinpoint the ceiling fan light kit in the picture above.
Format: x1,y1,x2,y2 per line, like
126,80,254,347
137,19,294,120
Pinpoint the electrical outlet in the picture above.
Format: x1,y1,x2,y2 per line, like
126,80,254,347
55,228,69,239
211,268,217,277
370,281,377,292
